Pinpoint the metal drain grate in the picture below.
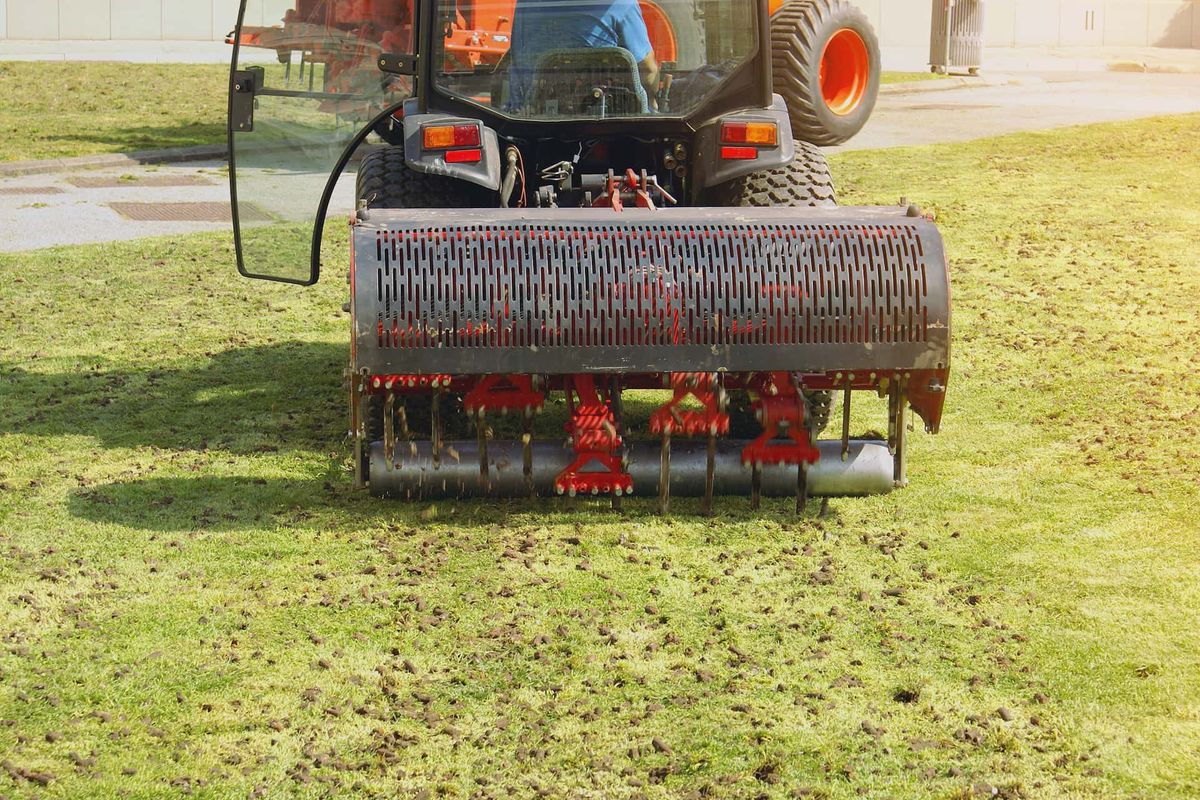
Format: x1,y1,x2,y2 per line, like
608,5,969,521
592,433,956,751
70,175,216,189
108,202,267,222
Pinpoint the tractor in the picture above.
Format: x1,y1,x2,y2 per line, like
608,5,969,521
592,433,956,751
230,0,880,146
227,0,951,512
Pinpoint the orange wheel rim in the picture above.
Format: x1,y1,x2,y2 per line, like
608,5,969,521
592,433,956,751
819,28,870,116
638,0,679,63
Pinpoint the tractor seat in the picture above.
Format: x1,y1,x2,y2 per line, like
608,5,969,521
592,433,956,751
526,47,649,118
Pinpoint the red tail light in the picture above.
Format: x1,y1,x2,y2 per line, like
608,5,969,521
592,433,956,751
445,148,483,164
423,123,481,150
720,146,759,161
721,121,778,147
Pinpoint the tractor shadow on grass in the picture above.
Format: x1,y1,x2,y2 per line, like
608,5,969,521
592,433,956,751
67,470,844,532
36,124,228,160
3,341,848,530
0,341,347,457
67,474,349,532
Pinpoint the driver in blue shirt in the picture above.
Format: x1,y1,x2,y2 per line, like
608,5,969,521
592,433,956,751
508,0,661,111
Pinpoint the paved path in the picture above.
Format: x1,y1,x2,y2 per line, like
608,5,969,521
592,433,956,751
0,39,232,63
835,71,1200,153
1,71,1198,253
0,161,231,252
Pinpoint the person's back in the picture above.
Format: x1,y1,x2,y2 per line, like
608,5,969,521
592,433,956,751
508,0,657,111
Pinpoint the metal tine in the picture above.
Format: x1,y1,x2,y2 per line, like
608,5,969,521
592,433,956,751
841,383,852,462
477,409,490,491
522,419,535,499
383,392,397,472
432,389,442,469
659,431,671,515
611,378,624,511
796,373,812,514
797,462,809,514
703,374,723,517
887,385,899,456
398,403,417,458
894,383,908,487
751,463,762,510
703,433,716,516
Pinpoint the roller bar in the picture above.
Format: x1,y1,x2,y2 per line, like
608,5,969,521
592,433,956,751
368,439,895,500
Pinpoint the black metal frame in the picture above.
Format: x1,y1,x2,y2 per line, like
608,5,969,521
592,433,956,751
228,1,406,286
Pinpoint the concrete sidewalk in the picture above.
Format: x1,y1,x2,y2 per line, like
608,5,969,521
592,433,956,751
834,70,1200,153
0,39,233,63
879,44,1200,75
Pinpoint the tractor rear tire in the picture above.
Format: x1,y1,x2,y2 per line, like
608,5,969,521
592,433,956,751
357,146,493,209
704,141,838,436
701,139,836,209
356,147,486,466
641,0,704,70
771,0,880,147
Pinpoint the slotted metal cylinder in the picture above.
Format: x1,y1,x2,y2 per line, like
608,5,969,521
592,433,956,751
351,206,951,377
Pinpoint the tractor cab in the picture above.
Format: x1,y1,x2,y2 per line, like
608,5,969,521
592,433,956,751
227,0,773,285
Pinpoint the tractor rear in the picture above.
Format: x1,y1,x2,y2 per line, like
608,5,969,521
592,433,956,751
226,0,950,512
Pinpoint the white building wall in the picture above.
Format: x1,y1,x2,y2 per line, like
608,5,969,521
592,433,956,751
59,0,111,40
1,0,1197,48
7,0,58,38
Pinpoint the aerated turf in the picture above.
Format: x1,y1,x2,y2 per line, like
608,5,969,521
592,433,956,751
0,114,1198,799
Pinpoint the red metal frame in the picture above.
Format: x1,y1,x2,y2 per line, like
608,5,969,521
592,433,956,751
556,376,632,497
463,374,544,416
741,371,821,467
649,373,729,438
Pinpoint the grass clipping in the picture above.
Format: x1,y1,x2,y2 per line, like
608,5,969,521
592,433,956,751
0,115,1199,798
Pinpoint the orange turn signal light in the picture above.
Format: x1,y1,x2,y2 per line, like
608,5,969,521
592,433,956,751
721,121,778,147
423,123,481,150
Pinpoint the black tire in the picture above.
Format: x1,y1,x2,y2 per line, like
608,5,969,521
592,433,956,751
771,0,881,147
704,141,838,435
356,147,486,471
700,139,837,209
642,0,704,70
356,146,493,209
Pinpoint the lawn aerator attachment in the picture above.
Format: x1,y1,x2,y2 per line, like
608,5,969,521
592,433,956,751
348,205,949,510
226,0,949,512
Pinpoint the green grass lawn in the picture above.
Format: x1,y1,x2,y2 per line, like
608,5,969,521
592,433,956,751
879,71,949,85
0,61,943,162
0,62,229,162
1,115,1199,799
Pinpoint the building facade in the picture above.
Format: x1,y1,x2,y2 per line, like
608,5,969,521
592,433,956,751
1,0,1198,48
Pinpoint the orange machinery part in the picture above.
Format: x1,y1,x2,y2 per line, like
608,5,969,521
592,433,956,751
447,0,680,66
